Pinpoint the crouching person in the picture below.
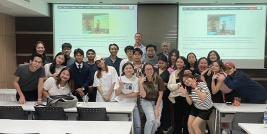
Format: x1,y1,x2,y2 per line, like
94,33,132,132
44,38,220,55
180,74,213,134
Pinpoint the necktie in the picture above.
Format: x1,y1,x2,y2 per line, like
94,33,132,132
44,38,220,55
78,64,81,70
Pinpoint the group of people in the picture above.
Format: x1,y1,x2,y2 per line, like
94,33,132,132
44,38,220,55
14,33,267,134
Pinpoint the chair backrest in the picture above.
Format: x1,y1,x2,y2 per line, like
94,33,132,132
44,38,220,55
0,106,27,120
77,107,108,121
232,112,263,134
34,106,67,120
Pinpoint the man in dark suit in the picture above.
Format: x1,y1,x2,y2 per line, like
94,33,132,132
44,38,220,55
69,48,91,101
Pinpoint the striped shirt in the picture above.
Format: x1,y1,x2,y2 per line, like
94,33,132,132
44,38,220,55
190,82,213,110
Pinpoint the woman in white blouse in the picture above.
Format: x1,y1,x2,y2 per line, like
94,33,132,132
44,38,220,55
43,67,73,97
44,52,66,78
93,58,118,102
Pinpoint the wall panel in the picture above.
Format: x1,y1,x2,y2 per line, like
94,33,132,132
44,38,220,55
0,13,16,88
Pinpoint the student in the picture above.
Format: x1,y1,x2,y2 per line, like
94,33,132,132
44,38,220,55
203,60,224,134
196,57,209,75
119,45,134,75
31,41,50,64
157,41,171,60
43,67,73,97
44,52,66,78
168,49,180,74
14,54,45,104
144,44,158,66
105,43,122,75
132,48,143,77
187,52,198,75
167,56,189,134
134,33,146,61
202,60,224,103
157,55,172,133
62,43,75,66
114,62,141,134
207,50,220,65
86,49,98,102
180,74,213,134
139,63,165,134
93,58,118,102
223,62,267,103
69,48,91,101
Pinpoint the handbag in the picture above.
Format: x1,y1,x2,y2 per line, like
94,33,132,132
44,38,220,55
46,95,78,109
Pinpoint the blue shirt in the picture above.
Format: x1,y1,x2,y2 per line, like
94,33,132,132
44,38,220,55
105,56,122,75
224,70,267,103
87,62,98,86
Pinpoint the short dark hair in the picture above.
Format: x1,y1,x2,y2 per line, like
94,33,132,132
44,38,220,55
62,43,72,50
30,53,44,63
121,62,134,76
158,54,168,63
124,46,134,53
133,48,143,55
146,44,157,51
74,48,84,56
109,43,119,50
86,49,96,55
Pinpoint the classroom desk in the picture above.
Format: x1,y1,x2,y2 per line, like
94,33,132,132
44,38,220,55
238,123,267,134
0,101,135,116
213,103,267,134
0,119,132,134
0,89,16,101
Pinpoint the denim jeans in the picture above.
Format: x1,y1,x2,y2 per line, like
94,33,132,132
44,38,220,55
133,105,141,134
141,99,162,134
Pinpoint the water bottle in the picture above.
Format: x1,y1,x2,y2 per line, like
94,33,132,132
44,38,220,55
264,107,267,127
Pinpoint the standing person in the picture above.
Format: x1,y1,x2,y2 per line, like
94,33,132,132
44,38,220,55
196,57,209,75
93,58,118,102
62,43,75,66
105,43,122,75
223,62,267,103
14,54,45,104
202,60,224,134
207,50,220,66
202,60,224,103
119,45,135,75
115,62,141,134
180,74,213,134
69,48,91,101
144,44,158,66
31,41,51,64
157,41,171,60
157,55,172,133
133,48,143,77
43,67,73,97
44,52,66,78
86,49,98,102
168,56,189,134
139,63,165,134
187,52,198,75
134,33,146,61
168,49,180,74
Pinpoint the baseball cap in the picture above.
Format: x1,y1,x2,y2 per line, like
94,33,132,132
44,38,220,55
224,62,235,70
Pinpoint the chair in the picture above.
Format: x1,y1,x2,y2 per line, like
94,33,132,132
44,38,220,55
0,106,28,120
34,106,67,120
231,112,263,134
77,107,108,121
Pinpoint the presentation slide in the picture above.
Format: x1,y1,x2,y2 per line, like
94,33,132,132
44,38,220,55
178,5,266,69
53,4,137,58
